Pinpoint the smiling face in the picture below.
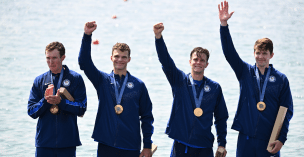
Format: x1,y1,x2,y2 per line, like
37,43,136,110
189,52,209,75
111,49,131,72
253,38,274,68
46,49,65,74
254,49,273,68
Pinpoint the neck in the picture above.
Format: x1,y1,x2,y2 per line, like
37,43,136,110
257,64,269,75
51,66,63,74
114,69,127,78
191,72,204,81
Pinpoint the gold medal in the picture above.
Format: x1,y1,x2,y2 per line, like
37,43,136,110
50,105,59,114
257,102,266,111
115,105,123,114
194,108,203,117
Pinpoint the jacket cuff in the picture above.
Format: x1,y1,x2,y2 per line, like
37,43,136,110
278,136,287,145
143,142,152,149
155,35,163,41
220,24,229,32
218,141,226,148
57,98,67,108
83,33,92,42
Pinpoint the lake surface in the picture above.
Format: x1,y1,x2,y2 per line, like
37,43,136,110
0,0,303,156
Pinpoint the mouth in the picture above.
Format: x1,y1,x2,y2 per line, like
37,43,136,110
115,62,125,67
193,67,203,72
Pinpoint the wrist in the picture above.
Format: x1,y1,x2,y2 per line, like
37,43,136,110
58,97,62,104
220,21,228,26
155,34,162,39
84,32,92,35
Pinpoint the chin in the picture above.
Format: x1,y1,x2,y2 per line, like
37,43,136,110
49,68,55,71
257,63,266,67
194,68,203,72
115,67,126,70
193,70,204,74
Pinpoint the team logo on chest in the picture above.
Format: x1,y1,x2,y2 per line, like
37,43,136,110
204,85,211,92
269,75,276,83
62,79,71,87
127,82,134,89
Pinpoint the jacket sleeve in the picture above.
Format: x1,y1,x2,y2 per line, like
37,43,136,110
58,75,87,116
155,36,184,86
139,83,154,149
213,85,229,147
220,25,246,80
278,76,293,144
27,78,52,119
78,33,102,89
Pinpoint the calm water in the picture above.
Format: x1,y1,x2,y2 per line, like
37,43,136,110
0,0,303,156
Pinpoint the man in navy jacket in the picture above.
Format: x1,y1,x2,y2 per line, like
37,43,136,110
78,21,154,157
218,1,293,156
28,41,87,157
153,23,229,157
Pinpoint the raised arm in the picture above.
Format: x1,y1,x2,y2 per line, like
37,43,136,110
78,21,101,88
153,22,171,67
219,1,245,80
154,23,184,86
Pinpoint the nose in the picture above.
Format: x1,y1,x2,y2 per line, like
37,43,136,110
116,57,121,62
49,58,55,64
256,54,262,58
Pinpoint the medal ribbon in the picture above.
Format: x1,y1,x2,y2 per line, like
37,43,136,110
113,73,129,105
189,75,206,108
255,66,271,102
51,68,64,94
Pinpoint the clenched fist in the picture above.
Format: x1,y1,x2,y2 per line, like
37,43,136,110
153,23,164,39
84,21,97,35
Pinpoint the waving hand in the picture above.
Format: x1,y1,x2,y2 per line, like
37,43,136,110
218,1,234,26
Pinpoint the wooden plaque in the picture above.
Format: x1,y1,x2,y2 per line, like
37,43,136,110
59,87,75,101
59,87,84,117
267,106,288,152
151,143,158,155
215,147,226,157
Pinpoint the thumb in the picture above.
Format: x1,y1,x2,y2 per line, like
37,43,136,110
56,89,60,96
268,141,276,148
229,11,235,17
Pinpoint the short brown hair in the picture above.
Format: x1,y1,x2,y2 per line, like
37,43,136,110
254,38,273,54
45,41,65,57
112,43,131,56
190,47,210,61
